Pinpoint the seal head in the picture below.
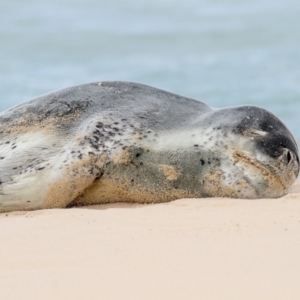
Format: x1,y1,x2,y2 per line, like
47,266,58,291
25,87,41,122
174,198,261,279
196,106,299,198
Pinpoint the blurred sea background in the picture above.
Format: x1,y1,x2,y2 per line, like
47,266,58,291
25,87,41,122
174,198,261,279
1,0,300,143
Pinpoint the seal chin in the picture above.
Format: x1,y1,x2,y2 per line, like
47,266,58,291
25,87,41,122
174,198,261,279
233,146,299,198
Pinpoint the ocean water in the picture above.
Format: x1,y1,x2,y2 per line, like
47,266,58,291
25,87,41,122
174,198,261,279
1,0,300,143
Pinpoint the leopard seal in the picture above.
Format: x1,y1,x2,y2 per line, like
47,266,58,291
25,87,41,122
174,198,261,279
0,81,298,212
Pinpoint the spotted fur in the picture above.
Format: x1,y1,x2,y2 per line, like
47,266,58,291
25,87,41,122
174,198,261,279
0,81,298,212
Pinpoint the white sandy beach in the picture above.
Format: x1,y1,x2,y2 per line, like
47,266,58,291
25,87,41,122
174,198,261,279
0,183,300,300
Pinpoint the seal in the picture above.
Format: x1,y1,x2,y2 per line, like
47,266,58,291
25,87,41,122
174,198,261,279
0,81,298,212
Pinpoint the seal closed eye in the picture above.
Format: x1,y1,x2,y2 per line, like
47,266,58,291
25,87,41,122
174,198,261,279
0,81,298,212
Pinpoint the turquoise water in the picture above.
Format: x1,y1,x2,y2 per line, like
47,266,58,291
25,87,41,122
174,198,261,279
1,0,300,143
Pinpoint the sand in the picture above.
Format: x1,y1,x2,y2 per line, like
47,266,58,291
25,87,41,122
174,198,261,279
0,183,300,300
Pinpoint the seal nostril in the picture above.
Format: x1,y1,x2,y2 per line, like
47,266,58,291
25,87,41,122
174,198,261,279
287,150,292,164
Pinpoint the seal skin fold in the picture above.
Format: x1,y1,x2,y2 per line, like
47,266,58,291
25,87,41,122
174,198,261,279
0,81,298,212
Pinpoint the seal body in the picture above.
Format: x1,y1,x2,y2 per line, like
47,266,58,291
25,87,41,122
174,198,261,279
0,81,298,212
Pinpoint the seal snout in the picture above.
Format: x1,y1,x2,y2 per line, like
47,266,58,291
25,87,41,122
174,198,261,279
278,147,299,177
277,147,299,177
280,148,293,164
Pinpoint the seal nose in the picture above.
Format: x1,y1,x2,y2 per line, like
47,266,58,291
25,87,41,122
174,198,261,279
280,148,293,165
286,149,292,164
279,148,299,177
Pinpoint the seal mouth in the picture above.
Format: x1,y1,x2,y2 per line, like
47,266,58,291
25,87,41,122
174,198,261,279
233,150,288,192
